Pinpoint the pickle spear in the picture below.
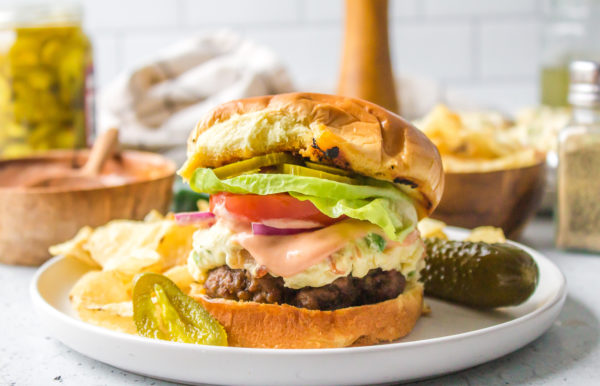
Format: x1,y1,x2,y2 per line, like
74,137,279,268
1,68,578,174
280,163,360,184
133,273,227,345
421,239,539,308
212,152,299,179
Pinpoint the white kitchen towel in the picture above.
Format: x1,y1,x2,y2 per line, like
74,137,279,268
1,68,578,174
98,30,294,164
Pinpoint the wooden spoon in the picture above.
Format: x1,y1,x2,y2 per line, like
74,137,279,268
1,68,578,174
29,128,119,188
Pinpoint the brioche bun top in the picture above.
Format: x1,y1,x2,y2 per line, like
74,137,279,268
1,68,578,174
179,92,444,216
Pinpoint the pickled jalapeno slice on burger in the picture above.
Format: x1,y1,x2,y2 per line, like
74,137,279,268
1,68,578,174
177,93,444,348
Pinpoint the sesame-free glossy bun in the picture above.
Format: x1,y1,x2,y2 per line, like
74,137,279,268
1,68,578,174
179,93,444,216
190,283,423,349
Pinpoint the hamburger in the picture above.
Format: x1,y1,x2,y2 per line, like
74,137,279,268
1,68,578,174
178,92,444,348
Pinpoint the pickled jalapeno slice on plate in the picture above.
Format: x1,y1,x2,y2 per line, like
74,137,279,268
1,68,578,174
132,273,228,346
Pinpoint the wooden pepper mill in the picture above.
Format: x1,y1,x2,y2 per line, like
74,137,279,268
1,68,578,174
337,0,399,113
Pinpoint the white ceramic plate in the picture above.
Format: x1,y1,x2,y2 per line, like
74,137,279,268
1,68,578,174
30,228,566,386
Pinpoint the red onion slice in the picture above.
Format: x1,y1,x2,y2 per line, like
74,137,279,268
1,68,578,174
174,211,215,226
251,222,321,236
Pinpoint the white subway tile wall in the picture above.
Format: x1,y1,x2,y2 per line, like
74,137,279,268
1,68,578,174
479,21,541,80
423,0,538,17
82,0,179,29
392,23,474,81
0,0,545,112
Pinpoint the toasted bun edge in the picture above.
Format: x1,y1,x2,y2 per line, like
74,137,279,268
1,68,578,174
191,283,423,349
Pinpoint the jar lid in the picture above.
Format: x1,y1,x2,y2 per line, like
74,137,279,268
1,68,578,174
0,2,82,28
569,60,600,107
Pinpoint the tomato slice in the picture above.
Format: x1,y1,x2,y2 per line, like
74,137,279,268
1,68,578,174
209,193,340,225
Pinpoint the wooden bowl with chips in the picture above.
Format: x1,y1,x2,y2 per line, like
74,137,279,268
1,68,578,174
416,104,548,239
0,150,176,266
432,160,546,239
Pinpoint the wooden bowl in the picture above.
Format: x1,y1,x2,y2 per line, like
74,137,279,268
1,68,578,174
0,150,175,266
432,161,546,239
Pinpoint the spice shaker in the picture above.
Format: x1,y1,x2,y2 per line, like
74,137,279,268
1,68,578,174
556,60,600,251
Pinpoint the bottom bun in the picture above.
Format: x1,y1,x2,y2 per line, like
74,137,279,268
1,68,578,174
190,283,423,349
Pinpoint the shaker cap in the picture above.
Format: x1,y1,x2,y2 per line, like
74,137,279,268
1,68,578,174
569,60,600,107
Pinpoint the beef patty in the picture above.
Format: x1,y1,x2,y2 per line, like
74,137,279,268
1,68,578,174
203,266,407,311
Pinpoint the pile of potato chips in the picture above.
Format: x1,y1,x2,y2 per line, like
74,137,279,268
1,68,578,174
50,211,203,334
418,218,506,244
415,104,544,173
511,106,571,154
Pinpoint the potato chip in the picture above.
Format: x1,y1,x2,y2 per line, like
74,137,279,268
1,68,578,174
512,106,571,153
442,149,540,173
85,220,175,272
49,226,98,268
188,282,206,297
85,301,133,317
459,110,511,132
422,301,432,316
415,104,543,173
50,213,200,274
415,105,465,155
144,209,165,222
418,218,448,239
69,270,136,334
157,224,198,269
465,226,506,244
164,264,195,294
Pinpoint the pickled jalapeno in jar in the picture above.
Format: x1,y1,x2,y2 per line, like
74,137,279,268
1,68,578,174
0,4,93,158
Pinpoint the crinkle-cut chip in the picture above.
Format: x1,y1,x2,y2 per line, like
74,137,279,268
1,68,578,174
164,265,195,294
69,270,136,334
85,301,133,317
418,218,448,240
49,226,98,268
465,226,506,244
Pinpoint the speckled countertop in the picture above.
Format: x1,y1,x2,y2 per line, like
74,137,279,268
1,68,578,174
1,217,599,386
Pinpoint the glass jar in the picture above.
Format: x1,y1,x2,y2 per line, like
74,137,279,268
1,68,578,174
556,61,600,251
0,3,93,159
540,0,600,107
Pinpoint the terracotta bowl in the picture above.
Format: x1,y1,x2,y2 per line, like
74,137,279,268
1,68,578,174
432,161,546,239
0,150,175,266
